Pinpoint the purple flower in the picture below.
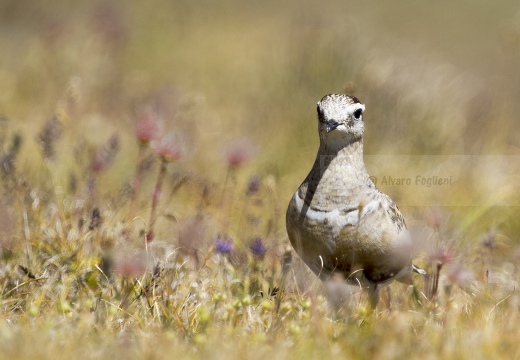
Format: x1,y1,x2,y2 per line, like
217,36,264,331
481,229,496,250
215,235,233,254
247,174,260,195
250,237,267,257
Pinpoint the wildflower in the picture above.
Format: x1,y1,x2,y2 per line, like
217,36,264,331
38,116,62,161
223,138,256,168
152,132,184,162
250,237,267,258
429,244,456,266
88,208,102,230
215,235,233,254
246,174,261,195
89,134,120,173
135,107,162,145
146,132,185,242
481,229,496,250
428,244,458,300
1,133,21,178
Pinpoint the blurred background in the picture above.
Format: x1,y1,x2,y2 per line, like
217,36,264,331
1,0,520,243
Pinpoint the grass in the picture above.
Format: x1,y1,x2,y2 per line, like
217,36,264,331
1,0,520,358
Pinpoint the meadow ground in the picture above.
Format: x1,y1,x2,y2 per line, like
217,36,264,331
1,1,520,359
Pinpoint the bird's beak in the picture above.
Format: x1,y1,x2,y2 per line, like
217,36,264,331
326,120,340,133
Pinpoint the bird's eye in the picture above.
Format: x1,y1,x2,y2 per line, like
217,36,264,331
354,108,363,119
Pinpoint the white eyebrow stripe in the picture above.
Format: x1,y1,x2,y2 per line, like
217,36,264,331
350,103,365,113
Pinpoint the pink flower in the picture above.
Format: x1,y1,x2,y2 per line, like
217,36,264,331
135,107,162,145
223,138,256,168
152,132,184,162
429,245,456,266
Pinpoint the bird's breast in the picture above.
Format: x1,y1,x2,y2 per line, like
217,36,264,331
287,191,360,252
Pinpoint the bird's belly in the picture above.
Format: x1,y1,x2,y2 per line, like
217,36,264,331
287,194,360,276
287,193,411,283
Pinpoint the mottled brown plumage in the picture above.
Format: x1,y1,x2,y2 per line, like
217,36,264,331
286,94,417,308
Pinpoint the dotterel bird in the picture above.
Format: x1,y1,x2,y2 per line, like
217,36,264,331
286,94,422,308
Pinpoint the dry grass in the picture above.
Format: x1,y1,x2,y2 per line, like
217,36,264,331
1,1,520,359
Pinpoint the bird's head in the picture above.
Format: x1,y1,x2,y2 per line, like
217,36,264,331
317,94,365,145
